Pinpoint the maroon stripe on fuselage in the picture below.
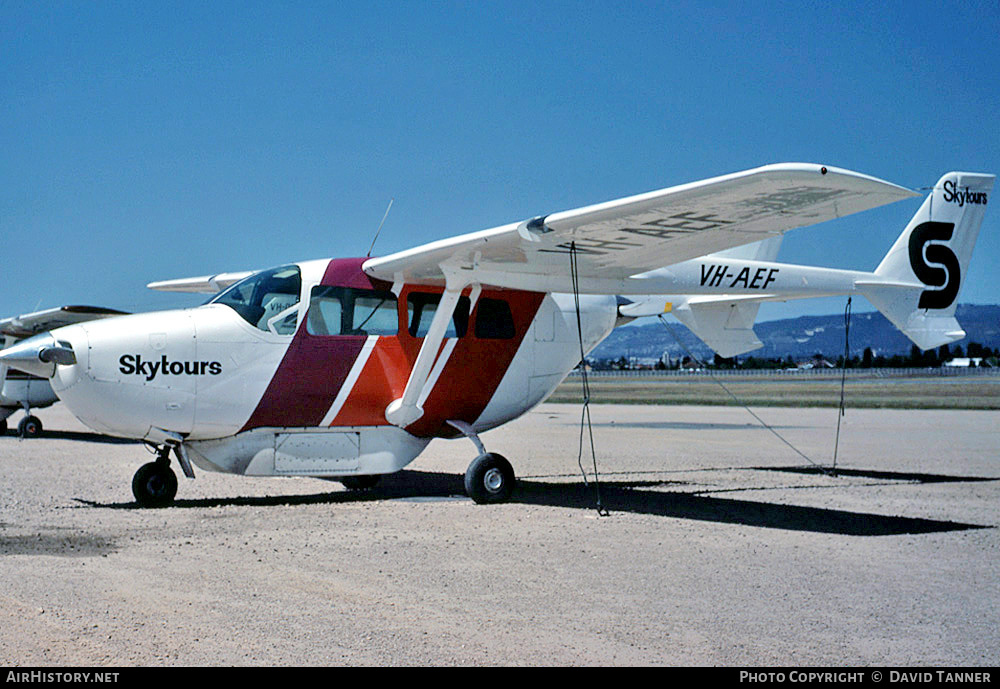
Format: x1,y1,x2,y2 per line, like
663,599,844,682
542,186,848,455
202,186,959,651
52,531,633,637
239,258,387,431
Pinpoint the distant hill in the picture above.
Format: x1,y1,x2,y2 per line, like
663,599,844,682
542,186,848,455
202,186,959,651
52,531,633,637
590,304,1000,363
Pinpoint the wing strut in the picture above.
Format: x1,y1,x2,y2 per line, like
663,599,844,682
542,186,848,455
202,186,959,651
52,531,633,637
385,268,473,428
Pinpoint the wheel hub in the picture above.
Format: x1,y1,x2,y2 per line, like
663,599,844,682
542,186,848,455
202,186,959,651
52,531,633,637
484,467,504,493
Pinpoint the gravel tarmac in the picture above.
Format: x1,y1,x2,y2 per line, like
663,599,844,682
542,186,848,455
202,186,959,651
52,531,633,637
1,403,997,666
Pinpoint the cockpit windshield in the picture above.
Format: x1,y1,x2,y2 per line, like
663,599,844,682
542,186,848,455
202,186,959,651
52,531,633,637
209,265,302,335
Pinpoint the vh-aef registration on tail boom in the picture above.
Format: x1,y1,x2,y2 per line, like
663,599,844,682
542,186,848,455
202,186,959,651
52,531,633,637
0,163,990,507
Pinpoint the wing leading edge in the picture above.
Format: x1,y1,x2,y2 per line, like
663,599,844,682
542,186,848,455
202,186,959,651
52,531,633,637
363,163,917,294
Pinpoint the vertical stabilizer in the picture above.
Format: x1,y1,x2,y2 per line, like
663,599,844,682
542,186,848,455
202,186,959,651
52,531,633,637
860,172,993,350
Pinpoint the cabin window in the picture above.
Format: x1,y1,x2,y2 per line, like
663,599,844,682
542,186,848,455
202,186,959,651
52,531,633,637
307,286,399,336
407,293,470,338
210,265,302,335
474,298,515,339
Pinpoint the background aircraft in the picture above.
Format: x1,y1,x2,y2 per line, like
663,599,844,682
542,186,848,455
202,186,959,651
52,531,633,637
0,165,990,507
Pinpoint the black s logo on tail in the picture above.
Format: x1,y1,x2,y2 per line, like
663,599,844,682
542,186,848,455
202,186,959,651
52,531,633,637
908,221,960,309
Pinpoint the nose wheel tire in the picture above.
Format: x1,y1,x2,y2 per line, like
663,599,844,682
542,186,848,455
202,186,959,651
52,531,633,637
464,452,515,504
132,462,178,508
18,415,42,438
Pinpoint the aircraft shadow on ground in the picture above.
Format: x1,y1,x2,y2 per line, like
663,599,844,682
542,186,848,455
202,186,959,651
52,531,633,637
74,468,993,536
758,466,999,484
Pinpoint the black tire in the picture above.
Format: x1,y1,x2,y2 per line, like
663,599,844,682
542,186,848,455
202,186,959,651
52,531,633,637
0,418,7,435
340,475,381,491
132,462,178,507
18,415,42,438
464,452,515,504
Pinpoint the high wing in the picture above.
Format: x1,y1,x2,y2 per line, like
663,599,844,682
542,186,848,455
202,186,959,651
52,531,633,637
147,271,256,294
363,163,917,294
0,305,129,340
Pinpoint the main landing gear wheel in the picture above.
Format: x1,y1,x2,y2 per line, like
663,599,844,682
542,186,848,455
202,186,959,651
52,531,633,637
464,452,516,504
132,461,178,508
340,475,381,491
18,415,42,438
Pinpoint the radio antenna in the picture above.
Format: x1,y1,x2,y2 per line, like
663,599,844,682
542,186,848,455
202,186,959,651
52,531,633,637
367,198,394,258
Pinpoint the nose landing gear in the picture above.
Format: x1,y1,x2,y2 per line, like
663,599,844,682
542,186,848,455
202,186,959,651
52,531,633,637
18,415,42,439
132,446,178,508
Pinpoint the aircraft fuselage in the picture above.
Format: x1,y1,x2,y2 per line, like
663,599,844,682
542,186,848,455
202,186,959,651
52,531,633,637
43,257,617,477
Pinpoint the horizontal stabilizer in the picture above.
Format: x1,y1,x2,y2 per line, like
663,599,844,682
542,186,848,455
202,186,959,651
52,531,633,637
671,299,764,358
858,284,967,350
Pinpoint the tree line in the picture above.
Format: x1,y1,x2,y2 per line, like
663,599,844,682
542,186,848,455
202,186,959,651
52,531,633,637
591,342,999,371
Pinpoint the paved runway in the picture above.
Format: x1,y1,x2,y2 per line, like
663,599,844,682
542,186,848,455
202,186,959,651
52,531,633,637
0,403,997,665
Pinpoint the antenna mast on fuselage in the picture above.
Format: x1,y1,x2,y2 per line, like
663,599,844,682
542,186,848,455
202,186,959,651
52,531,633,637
367,198,394,258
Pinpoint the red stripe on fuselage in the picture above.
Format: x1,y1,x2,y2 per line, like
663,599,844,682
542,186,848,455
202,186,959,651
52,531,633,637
241,258,544,438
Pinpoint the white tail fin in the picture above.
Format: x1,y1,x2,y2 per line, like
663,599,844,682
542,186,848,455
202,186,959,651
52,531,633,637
858,171,994,350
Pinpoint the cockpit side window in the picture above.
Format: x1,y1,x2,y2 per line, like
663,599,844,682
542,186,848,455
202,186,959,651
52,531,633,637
307,286,399,336
209,265,302,335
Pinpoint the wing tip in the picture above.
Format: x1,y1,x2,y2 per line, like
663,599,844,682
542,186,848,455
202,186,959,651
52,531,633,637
759,162,918,198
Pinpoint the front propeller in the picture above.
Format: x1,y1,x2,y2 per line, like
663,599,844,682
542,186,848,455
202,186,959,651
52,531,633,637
0,333,76,378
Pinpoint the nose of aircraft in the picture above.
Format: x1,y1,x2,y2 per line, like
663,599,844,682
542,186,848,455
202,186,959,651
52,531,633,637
0,332,77,378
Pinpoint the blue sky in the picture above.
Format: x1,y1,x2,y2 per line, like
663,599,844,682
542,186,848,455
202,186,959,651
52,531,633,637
2,1,998,324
